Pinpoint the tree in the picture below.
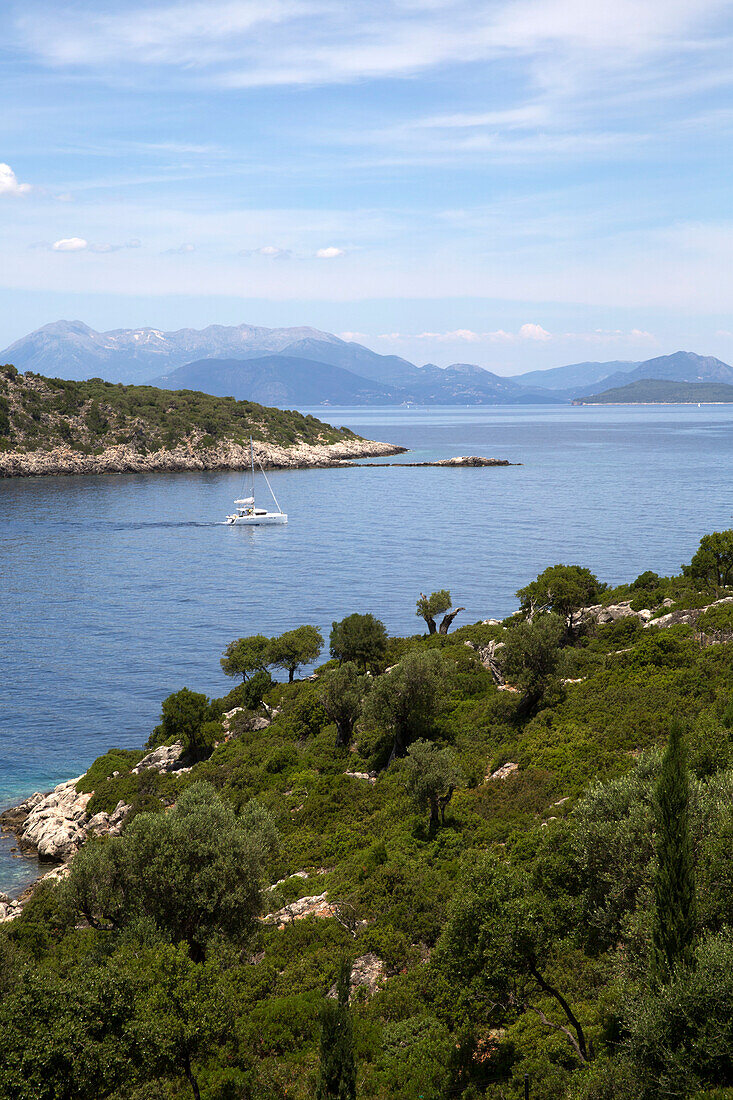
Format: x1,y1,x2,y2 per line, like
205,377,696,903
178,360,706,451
330,612,388,672
131,944,232,1100
147,687,212,758
318,662,369,747
220,634,271,681
317,959,356,1100
684,530,733,591
651,721,696,983
516,563,604,634
432,852,590,1066
416,590,465,635
363,650,446,761
64,782,275,961
404,739,460,828
501,612,565,717
268,625,323,683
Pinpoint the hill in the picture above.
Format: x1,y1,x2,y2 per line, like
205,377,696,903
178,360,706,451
0,364,403,477
573,378,733,404
3,541,733,1097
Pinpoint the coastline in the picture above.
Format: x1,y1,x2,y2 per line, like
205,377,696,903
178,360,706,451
0,435,407,479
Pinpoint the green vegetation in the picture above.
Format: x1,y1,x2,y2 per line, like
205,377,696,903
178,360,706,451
0,363,357,454
5,534,733,1097
330,613,388,672
575,377,733,404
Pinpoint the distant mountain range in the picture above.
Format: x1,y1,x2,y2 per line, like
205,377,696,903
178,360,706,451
2,320,732,406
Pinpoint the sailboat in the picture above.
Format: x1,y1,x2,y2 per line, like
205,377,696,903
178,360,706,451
225,439,288,525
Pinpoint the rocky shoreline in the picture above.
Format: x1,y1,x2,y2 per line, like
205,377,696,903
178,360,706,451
0,436,407,479
340,456,519,467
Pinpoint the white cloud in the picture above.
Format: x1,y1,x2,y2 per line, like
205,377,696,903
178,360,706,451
52,237,88,251
51,237,142,253
0,163,31,196
315,246,345,258
163,242,195,254
518,322,551,341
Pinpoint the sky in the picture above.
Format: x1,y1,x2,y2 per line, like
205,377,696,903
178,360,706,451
2,0,733,373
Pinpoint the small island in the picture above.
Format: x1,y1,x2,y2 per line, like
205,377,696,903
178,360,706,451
0,365,405,478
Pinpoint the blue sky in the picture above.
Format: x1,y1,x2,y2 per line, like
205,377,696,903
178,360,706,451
2,0,733,373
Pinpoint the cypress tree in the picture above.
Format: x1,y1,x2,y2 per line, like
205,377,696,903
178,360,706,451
650,720,696,983
317,959,356,1100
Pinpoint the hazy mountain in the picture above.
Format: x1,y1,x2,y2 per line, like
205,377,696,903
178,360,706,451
4,321,730,407
512,360,639,391
0,320,344,385
277,337,421,387
574,378,733,404
152,355,403,406
153,353,567,406
620,351,733,385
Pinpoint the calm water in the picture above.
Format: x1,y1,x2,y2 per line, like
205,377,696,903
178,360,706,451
1,404,732,894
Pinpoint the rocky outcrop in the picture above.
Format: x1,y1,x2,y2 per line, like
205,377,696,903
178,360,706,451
581,595,733,636
131,740,184,774
262,892,338,930
19,779,92,860
328,953,386,1002
1,779,130,862
0,436,405,479
343,456,518,467
344,771,377,785
487,761,519,781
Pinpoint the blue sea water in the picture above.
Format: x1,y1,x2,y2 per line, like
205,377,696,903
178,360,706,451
1,403,732,895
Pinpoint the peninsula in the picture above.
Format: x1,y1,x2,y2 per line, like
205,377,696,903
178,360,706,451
0,365,405,478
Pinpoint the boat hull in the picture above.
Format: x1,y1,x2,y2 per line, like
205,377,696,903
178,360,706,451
226,513,288,526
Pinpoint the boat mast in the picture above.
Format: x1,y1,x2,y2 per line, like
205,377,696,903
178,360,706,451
250,437,256,502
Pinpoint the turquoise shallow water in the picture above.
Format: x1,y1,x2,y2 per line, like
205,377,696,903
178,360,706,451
1,403,732,895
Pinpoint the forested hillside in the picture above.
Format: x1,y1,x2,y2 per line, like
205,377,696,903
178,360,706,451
0,363,356,455
3,536,733,1098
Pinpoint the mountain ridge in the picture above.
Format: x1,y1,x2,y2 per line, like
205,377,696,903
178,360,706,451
3,321,732,406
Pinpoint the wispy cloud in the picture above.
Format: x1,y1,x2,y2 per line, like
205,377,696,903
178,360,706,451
315,246,345,259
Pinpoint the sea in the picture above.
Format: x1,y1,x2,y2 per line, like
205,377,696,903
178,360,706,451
1,403,732,895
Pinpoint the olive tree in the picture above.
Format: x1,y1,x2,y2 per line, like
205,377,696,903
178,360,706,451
268,625,323,683
363,650,447,761
516,563,604,634
416,590,465,635
404,739,460,828
501,612,565,717
64,782,276,961
318,661,370,747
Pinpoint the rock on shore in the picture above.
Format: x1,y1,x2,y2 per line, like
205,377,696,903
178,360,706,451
0,779,130,862
0,436,406,479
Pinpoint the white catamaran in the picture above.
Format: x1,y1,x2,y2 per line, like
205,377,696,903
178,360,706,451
225,439,288,525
